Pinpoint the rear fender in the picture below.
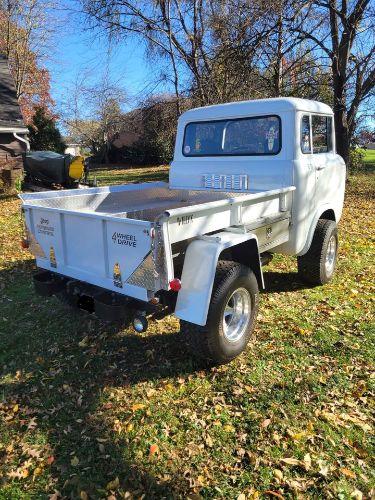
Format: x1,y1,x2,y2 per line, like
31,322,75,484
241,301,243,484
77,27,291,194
174,231,262,326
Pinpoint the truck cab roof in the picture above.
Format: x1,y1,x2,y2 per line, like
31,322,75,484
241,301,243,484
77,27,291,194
179,97,333,123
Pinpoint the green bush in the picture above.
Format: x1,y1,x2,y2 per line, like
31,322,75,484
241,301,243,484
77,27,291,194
348,147,365,172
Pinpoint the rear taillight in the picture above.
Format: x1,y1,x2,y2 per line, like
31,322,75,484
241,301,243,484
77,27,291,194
169,278,181,291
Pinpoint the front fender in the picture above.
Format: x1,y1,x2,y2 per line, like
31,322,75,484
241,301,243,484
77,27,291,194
174,231,262,326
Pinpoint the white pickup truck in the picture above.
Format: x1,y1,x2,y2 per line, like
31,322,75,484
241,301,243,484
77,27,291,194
20,98,346,364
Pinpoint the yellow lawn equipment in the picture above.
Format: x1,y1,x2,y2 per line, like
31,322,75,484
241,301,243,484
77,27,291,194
22,151,89,190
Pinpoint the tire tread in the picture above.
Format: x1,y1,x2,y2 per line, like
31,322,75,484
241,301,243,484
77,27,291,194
180,260,258,364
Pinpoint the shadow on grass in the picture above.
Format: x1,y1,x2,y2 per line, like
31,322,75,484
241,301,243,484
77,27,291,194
0,192,18,202
0,261,202,497
262,270,310,293
0,261,318,496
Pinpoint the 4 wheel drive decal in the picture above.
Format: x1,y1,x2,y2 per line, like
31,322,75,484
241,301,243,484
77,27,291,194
112,231,137,247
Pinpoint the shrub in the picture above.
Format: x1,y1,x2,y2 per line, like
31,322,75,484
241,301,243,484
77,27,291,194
348,147,365,172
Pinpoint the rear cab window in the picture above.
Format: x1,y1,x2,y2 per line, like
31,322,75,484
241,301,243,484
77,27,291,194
183,115,281,156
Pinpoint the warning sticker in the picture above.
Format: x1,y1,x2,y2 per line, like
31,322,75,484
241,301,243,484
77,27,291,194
113,262,123,288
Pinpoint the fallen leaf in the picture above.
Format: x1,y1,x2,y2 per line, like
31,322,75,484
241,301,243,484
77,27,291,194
303,453,312,471
264,491,285,499
71,456,79,466
317,459,329,476
149,443,160,456
131,403,146,412
341,467,356,479
78,336,89,347
351,489,363,500
280,457,301,466
223,424,235,432
274,469,283,481
106,476,120,491
261,418,271,428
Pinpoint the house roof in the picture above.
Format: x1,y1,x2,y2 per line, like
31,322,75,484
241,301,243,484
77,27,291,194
0,55,27,130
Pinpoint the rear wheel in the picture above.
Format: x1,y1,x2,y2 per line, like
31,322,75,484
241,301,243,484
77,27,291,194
297,219,338,285
180,260,259,365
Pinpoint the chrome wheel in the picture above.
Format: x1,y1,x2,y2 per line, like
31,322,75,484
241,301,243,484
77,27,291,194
325,234,337,276
222,287,251,342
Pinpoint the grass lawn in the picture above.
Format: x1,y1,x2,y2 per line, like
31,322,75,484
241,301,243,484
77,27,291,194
362,149,375,170
0,167,374,499
93,165,169,185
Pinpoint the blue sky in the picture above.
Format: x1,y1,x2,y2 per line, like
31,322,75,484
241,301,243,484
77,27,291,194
44,2,171,121
44,2,373,131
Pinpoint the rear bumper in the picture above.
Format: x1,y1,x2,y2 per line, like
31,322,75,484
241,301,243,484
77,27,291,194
33,270,141,322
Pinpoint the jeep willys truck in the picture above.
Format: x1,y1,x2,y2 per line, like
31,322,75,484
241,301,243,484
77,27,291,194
20,98,346,365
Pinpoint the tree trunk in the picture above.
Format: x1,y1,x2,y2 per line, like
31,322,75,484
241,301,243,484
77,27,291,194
332,71,350,165
334,106,350,165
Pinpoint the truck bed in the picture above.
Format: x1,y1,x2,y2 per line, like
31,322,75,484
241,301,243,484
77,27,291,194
20,181,295,300
20,182,250,221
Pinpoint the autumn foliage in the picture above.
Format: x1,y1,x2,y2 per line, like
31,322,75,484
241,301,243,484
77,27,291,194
0,9,55,124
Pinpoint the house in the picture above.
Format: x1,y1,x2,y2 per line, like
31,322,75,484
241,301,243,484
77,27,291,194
64,142,81,156
0,55,29,186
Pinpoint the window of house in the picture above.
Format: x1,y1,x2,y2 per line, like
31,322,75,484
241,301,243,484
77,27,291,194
301,115,311,153
183,115,281,156
312,115,333,154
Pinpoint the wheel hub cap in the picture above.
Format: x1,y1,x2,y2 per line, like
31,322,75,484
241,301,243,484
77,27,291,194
222,287,251,342
325,235,337,276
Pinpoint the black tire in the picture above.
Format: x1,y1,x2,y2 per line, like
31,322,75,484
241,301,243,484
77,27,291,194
180,260,259,365
297,219,338,285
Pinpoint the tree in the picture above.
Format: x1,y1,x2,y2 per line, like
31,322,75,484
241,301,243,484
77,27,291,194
79,0,275,108
28,106,65,153
135,94,184,163
63,77,128,162
290,0,375,163
0,0,55,123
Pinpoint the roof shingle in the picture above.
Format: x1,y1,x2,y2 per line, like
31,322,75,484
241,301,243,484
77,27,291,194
0,55,26,129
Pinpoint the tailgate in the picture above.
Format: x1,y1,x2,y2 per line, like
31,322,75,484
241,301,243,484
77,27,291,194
22,205,154,301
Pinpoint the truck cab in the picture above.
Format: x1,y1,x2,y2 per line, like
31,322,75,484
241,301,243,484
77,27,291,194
170,97,346,256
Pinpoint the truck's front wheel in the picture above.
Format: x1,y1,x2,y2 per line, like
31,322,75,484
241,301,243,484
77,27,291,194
180,260,259,365
297,219,338,285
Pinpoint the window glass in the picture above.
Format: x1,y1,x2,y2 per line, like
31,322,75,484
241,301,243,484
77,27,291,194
301,115,311,153
183,115,281,156
312,115,333,154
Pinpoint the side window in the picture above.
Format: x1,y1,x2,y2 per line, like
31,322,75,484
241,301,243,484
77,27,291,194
312,115,333,154
301,115,311,153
